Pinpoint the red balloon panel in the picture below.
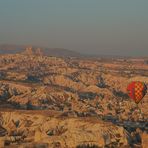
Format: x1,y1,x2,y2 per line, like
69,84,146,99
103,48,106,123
127,81,147,104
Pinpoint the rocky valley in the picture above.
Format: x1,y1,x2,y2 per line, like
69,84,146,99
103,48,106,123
0,48,148,148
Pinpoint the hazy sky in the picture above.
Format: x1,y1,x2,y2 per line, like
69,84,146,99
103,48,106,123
0,0,148,56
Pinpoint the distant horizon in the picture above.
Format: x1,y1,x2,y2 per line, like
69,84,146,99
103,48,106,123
0,1,148,56
0,43,148,58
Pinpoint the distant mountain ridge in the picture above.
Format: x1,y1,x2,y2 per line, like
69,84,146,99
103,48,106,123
0,44,82,57
0,44,147,59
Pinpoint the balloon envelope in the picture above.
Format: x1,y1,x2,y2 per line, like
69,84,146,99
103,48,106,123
127,81,147,104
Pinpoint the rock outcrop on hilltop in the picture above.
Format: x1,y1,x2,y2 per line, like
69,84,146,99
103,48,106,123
0,44,82,57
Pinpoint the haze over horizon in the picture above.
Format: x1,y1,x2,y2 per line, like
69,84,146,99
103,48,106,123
0,0,148,56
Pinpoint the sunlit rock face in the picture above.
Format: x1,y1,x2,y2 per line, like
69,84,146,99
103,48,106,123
0,111,129,147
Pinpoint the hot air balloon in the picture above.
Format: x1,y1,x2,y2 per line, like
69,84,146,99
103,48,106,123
127,81,147,104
